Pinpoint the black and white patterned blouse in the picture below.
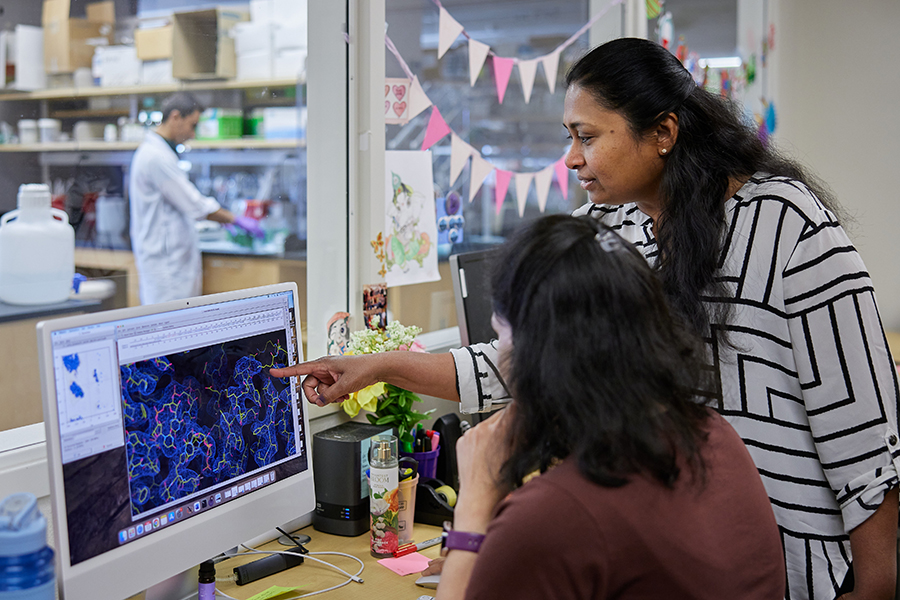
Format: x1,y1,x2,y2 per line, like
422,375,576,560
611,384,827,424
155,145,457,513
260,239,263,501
450,173,900,600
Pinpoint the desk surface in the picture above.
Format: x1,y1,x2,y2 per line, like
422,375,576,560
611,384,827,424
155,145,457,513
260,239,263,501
215,523,442,600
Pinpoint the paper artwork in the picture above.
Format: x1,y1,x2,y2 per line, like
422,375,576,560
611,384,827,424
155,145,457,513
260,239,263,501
385,78,411,125
326,312,351,356
363,284,387,330
384,151,440,287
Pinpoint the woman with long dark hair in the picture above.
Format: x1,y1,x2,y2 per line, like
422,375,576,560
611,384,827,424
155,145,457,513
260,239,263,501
273,38,899,600
560,38,898,600
434,215,784,599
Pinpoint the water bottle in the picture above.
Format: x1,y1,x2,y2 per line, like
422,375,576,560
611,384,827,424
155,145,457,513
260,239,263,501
0,493,55,600
0,184,75,305
369,434,399,558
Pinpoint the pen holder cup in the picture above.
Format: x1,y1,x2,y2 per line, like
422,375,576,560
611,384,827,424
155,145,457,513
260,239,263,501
397,473,419,545
401,447,439,479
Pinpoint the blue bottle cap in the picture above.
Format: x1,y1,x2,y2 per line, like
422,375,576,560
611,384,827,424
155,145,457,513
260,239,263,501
0,493,48,556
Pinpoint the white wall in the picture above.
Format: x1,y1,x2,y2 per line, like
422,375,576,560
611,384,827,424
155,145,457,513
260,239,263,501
770,0,900,329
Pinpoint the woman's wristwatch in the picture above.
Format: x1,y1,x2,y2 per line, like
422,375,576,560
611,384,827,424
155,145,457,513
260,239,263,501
441,520,486,555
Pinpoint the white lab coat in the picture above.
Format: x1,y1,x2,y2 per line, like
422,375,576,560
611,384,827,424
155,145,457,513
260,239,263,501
129,131,221,305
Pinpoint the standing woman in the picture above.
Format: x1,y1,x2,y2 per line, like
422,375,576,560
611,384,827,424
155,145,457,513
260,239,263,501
273,38,899,600
557,38,899,600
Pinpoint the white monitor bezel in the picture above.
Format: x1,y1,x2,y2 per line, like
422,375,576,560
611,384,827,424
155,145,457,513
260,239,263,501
37,283,315,600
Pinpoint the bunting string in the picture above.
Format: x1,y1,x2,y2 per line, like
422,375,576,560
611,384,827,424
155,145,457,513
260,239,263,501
385,31,570,215
380,0,629,216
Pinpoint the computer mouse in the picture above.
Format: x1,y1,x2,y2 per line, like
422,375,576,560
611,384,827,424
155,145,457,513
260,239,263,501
415,574,441,589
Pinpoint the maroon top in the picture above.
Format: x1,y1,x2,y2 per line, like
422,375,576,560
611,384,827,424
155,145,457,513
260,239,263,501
464,411,785,600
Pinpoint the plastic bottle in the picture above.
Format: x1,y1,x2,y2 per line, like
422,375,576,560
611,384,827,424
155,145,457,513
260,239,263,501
0,184,74,305
368,434,399,558
0,493,55,600
197,560,215,600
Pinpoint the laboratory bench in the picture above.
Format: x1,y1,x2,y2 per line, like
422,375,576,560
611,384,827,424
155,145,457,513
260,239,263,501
73,246,307,311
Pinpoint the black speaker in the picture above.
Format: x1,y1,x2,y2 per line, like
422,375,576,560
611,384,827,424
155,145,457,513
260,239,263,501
312,422,392,536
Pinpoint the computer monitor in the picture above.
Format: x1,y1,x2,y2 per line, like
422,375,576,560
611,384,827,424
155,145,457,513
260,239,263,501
37,283,314,600
449,249,500,346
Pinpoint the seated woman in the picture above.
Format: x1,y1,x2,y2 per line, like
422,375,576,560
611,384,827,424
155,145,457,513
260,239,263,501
435,215,785,600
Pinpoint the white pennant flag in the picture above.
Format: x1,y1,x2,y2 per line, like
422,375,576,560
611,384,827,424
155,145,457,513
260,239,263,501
438,7,465,59
406,76,432,120
468,39,490,87
514,173,534,217
518,58,539,103
469,154,494,203
534,164,554,213
540,50,561,94
449,134,472,187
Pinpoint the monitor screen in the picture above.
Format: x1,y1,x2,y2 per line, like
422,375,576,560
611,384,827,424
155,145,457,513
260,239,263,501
37,284,314,600
450,249,499,347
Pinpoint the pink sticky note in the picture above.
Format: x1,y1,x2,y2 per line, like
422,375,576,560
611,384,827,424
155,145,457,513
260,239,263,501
377,552,433,576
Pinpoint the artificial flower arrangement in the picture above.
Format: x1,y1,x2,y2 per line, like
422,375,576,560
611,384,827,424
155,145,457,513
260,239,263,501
342,319,434,450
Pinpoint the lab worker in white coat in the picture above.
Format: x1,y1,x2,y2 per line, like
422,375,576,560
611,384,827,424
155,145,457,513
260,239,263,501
129,93,259,305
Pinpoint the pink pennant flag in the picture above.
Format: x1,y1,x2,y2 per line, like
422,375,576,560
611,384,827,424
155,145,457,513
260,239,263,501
534,165,554,213
407,76,432,120
554,157,569,200
421,106,451,151
438,7,465,59
469,154,494,203
518,58,539,104
468,39,490,87
493,56,515,104
494,169,513,215
540,51,560,94
514,173,534,217
449,134,472,187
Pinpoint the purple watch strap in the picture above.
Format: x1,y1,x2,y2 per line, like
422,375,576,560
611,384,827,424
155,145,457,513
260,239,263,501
444,529,485,553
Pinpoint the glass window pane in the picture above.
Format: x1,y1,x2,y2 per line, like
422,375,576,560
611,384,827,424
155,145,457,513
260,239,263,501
385,0,591,333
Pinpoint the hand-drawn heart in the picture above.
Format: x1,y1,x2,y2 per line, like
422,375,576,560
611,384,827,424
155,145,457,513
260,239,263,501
385,100,391,113
393,101,407,117
385,84,390,96
392,85,407,101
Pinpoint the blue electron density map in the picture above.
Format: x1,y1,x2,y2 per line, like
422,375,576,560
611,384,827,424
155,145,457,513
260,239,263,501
60,347,119,427
120,332,296,516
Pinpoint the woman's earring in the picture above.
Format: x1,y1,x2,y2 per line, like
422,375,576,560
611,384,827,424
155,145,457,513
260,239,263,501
660,148,668,155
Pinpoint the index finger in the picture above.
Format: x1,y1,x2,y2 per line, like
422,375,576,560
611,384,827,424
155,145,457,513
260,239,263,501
269,361,320,379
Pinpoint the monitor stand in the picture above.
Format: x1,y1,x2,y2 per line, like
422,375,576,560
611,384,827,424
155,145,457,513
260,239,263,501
127,566,197,600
